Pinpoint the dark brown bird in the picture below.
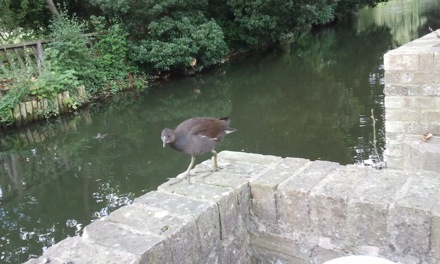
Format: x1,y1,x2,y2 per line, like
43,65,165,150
161,117,236,183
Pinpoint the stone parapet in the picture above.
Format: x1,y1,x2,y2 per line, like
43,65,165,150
25,151,440,264
384,30,440,171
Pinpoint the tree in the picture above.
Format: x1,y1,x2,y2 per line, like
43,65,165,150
0,0,50,38
90,0,229,73
45,0,61,18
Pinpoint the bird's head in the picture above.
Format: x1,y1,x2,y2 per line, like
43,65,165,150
161,128,175,147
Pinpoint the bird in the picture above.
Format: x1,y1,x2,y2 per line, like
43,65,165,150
161,117,236,183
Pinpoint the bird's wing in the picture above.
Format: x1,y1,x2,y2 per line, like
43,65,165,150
190,119,223,140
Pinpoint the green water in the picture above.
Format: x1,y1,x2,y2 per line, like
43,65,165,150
1,0,439,262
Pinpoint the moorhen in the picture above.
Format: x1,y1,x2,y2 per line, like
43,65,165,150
161,117,236,183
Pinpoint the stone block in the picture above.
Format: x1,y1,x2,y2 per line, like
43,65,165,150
431,203,440,259
384,51,419,71
215,185,248,239
402,135,440,172
412,72,436,85
309,166,367,240
134,190,222,259
388,172,440,255
158,180,233,203
424,110,440,120
418,52,437,72
133,192,223,263
385,109,419,122
197,151,282,179
435,52,440,71
277,160,341,232
25,237,139,264
158,179,248,239
384,84,427,96
311,245,344,264
385,121,403,133
423,84,440,96
82,219,170,263
347,170,409,246
250,157,311,226
217,150,282,166
427,121,440,135
402,121,428,134
104,203,202,263
249,231,310,263
134,191,215,219
220,225,251,264
385,156,403,170
191,168,251,188
384,96,403,109
402,96,437,109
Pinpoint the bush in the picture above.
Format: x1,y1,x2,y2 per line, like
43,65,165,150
91,0,229,73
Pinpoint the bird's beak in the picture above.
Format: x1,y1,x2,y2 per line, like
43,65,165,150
163,142,166,148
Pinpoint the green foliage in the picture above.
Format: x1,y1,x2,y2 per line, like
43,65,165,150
0,0,49,37
45,12,95,81
91,0,389,72
221,0,338,48
91,0,229,73
0,75,31,125
29,69,80,99
90,17,139,94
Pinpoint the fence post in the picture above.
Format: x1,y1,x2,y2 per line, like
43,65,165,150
36,41,44,73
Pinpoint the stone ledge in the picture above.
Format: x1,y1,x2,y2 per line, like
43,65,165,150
25,151,440,264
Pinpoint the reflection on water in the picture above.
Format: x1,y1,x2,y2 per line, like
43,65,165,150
1,1,440,263
357,0,440,45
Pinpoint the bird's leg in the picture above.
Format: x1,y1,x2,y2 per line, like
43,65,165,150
185,156,196,183
211,150,218,171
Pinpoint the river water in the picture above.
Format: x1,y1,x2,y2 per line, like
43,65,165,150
1,0,439,262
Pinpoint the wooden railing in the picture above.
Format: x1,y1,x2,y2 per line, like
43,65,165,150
0,39,50,76
0,33,97,76
0,35,97,127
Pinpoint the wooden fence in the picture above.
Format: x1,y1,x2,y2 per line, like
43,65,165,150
0,39,49,76
0,35,95,127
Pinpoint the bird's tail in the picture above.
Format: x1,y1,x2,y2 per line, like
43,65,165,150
219,117,236,133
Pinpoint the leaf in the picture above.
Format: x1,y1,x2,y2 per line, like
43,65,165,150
421,132,433,142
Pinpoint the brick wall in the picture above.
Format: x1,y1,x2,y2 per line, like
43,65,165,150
384,30,440,171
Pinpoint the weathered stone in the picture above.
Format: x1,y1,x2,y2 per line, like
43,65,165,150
311,245,344,264
134,191,221,259
309,165,367,240
158,180,249,240
134,191,215,219
388,171,440,255
384,96,403,108
25,237,139,264
158,180,233,203
249,231,309,263
220,225,251,264
385,109,419,122
402,135,440,172
347,170,409,246
250,157,311,227
82,219,169,262
277,160,340,233
384,121,403,133
24,150,440,264
430,202,440,260
384,50,419,71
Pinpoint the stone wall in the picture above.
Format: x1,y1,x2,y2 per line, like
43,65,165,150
26,151,440,264
384,30,440,172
